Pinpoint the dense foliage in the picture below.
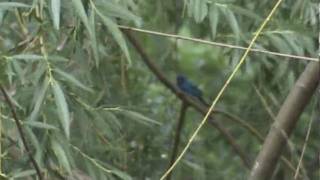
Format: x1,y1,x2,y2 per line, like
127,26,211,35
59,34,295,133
0,0,318,179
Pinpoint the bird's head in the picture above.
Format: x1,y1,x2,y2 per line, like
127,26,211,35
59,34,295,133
176,75,186,86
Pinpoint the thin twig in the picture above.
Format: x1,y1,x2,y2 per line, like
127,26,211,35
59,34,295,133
119,25,318,62
0,85,43,180
294,107,315,179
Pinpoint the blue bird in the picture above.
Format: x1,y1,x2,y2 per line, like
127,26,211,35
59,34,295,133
176,75,208,105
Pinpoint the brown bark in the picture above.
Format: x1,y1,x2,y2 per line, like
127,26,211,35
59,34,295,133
249,61,320,180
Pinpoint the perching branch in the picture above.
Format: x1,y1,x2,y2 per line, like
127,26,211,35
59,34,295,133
0,85,43,180
167,102,188,180
122,29,251,168
249,61,320,180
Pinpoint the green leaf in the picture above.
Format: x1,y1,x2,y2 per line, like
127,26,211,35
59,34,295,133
97,12,131,66
24,121,58,130
48,55,69,62
229,5,262,21
0,58,7,84
110,108,161,126
267,33,291,54
97,1,141,25
11,170,36,178
51,0,61,30
28,77,50,122
51,140,72,173
25,127,41,163
281,33,304,55
209,3,219,39
72,0,99,65
11,60,25,84
52,80,71,138
221,7,240,38
189,0,208,23
0,2,30,9
112,169,132,180
89,9,99,67
10,54,44,61
53,68,93,92
71,0,90,31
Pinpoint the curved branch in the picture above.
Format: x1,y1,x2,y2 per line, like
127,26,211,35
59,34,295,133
122,29,251,168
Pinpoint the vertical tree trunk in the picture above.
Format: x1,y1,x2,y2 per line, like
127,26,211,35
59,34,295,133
249,61,320,180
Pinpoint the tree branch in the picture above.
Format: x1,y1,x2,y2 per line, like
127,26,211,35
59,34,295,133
249,61,320,180
122,29,251,169
0,85,43,180
167,102,188,180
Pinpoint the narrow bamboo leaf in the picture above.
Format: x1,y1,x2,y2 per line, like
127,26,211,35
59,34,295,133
29,78,49,122
72,0,99,65
97,1,141,25
229,5,262,21
112,109,161,126
52,80,71,138
97,12,132,66
11,61,25,84
48,55,69,62
71,0,90,31
24,121,58,130
192,0,208,23
53,68,93,92
51,140,72,173
51,0,61,30
267,34,291,54
25,127,41,162
89,9,99,66
10,54,43,61
281,34,303,55
112,170,132,180
11,170,36,178
0,2,30,9
221,7,240,37
209,3,219,39
0,59,7,84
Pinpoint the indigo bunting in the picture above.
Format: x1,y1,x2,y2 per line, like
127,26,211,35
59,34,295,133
176,75,208,105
